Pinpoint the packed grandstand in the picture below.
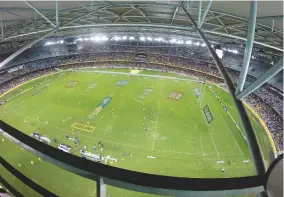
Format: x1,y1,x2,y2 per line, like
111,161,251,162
0,38,283,153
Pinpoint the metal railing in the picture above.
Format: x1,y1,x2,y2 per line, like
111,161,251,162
0,120,266,197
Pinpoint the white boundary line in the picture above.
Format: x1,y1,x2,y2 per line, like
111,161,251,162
75,69,197,82
203,114,220,158
208,86,247,141
199,88,220,158
151,81,164,150
220,115,244,155
199,83,206,107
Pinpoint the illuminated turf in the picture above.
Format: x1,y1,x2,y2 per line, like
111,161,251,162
0,68,273,197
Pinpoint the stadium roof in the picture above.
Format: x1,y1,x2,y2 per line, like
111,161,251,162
0,1,283,55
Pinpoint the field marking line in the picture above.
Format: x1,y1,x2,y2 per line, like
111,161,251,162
207,86,247,142
219,115,244,155
196,125,205,156
206,87,244,155
197,86,220,158
91,188,96,197
184,140,198,144
203,104,220,158
199,83,206,107
153,148,206,155
184,124,198,128
62,116,72,123
75,69,197,83
152,81,164,150
184,97,204,156
113,113,119,119
197,82,204,103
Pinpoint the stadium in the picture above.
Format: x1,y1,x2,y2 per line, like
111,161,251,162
0,1,283,197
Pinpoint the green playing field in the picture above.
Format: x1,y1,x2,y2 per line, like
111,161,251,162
0,68,274,197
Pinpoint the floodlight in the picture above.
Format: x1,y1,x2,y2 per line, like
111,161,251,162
114,36,121,41
101,36,108,41
216,49,223,59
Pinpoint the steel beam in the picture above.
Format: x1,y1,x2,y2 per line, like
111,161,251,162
203,29,283,52
97,178,106,197
187,0,194,13
171,6,180,25
56,0,59,26
128,5,151,23
182,5,267,179
198,0,212,28
236,58,283,100
114,8,134,23
103,9,131,23
235,1,257,94
198,0,202,26
214,14,228,33
25,1,57,28
77,1,90,11
257,15,284,19
1,10,3,38
3,10,26,19
0,5,110,68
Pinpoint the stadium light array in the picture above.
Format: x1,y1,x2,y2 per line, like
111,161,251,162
216,49,223,59
90,36,108,42
139,36,146,41
186,40,192,45
223,48,239,55
147,36,153,41
45,40,64,46
113,36,122,41
176,40,183,44
44,42,51,46
122,36,127,40
195,42,200,46
232,49,239,54
201,43,206,47
101,36,108,41
129,36,135,40
154,37,163,42
169,39,176,44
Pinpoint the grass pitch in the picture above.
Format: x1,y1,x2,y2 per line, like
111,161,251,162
0,68,273,197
